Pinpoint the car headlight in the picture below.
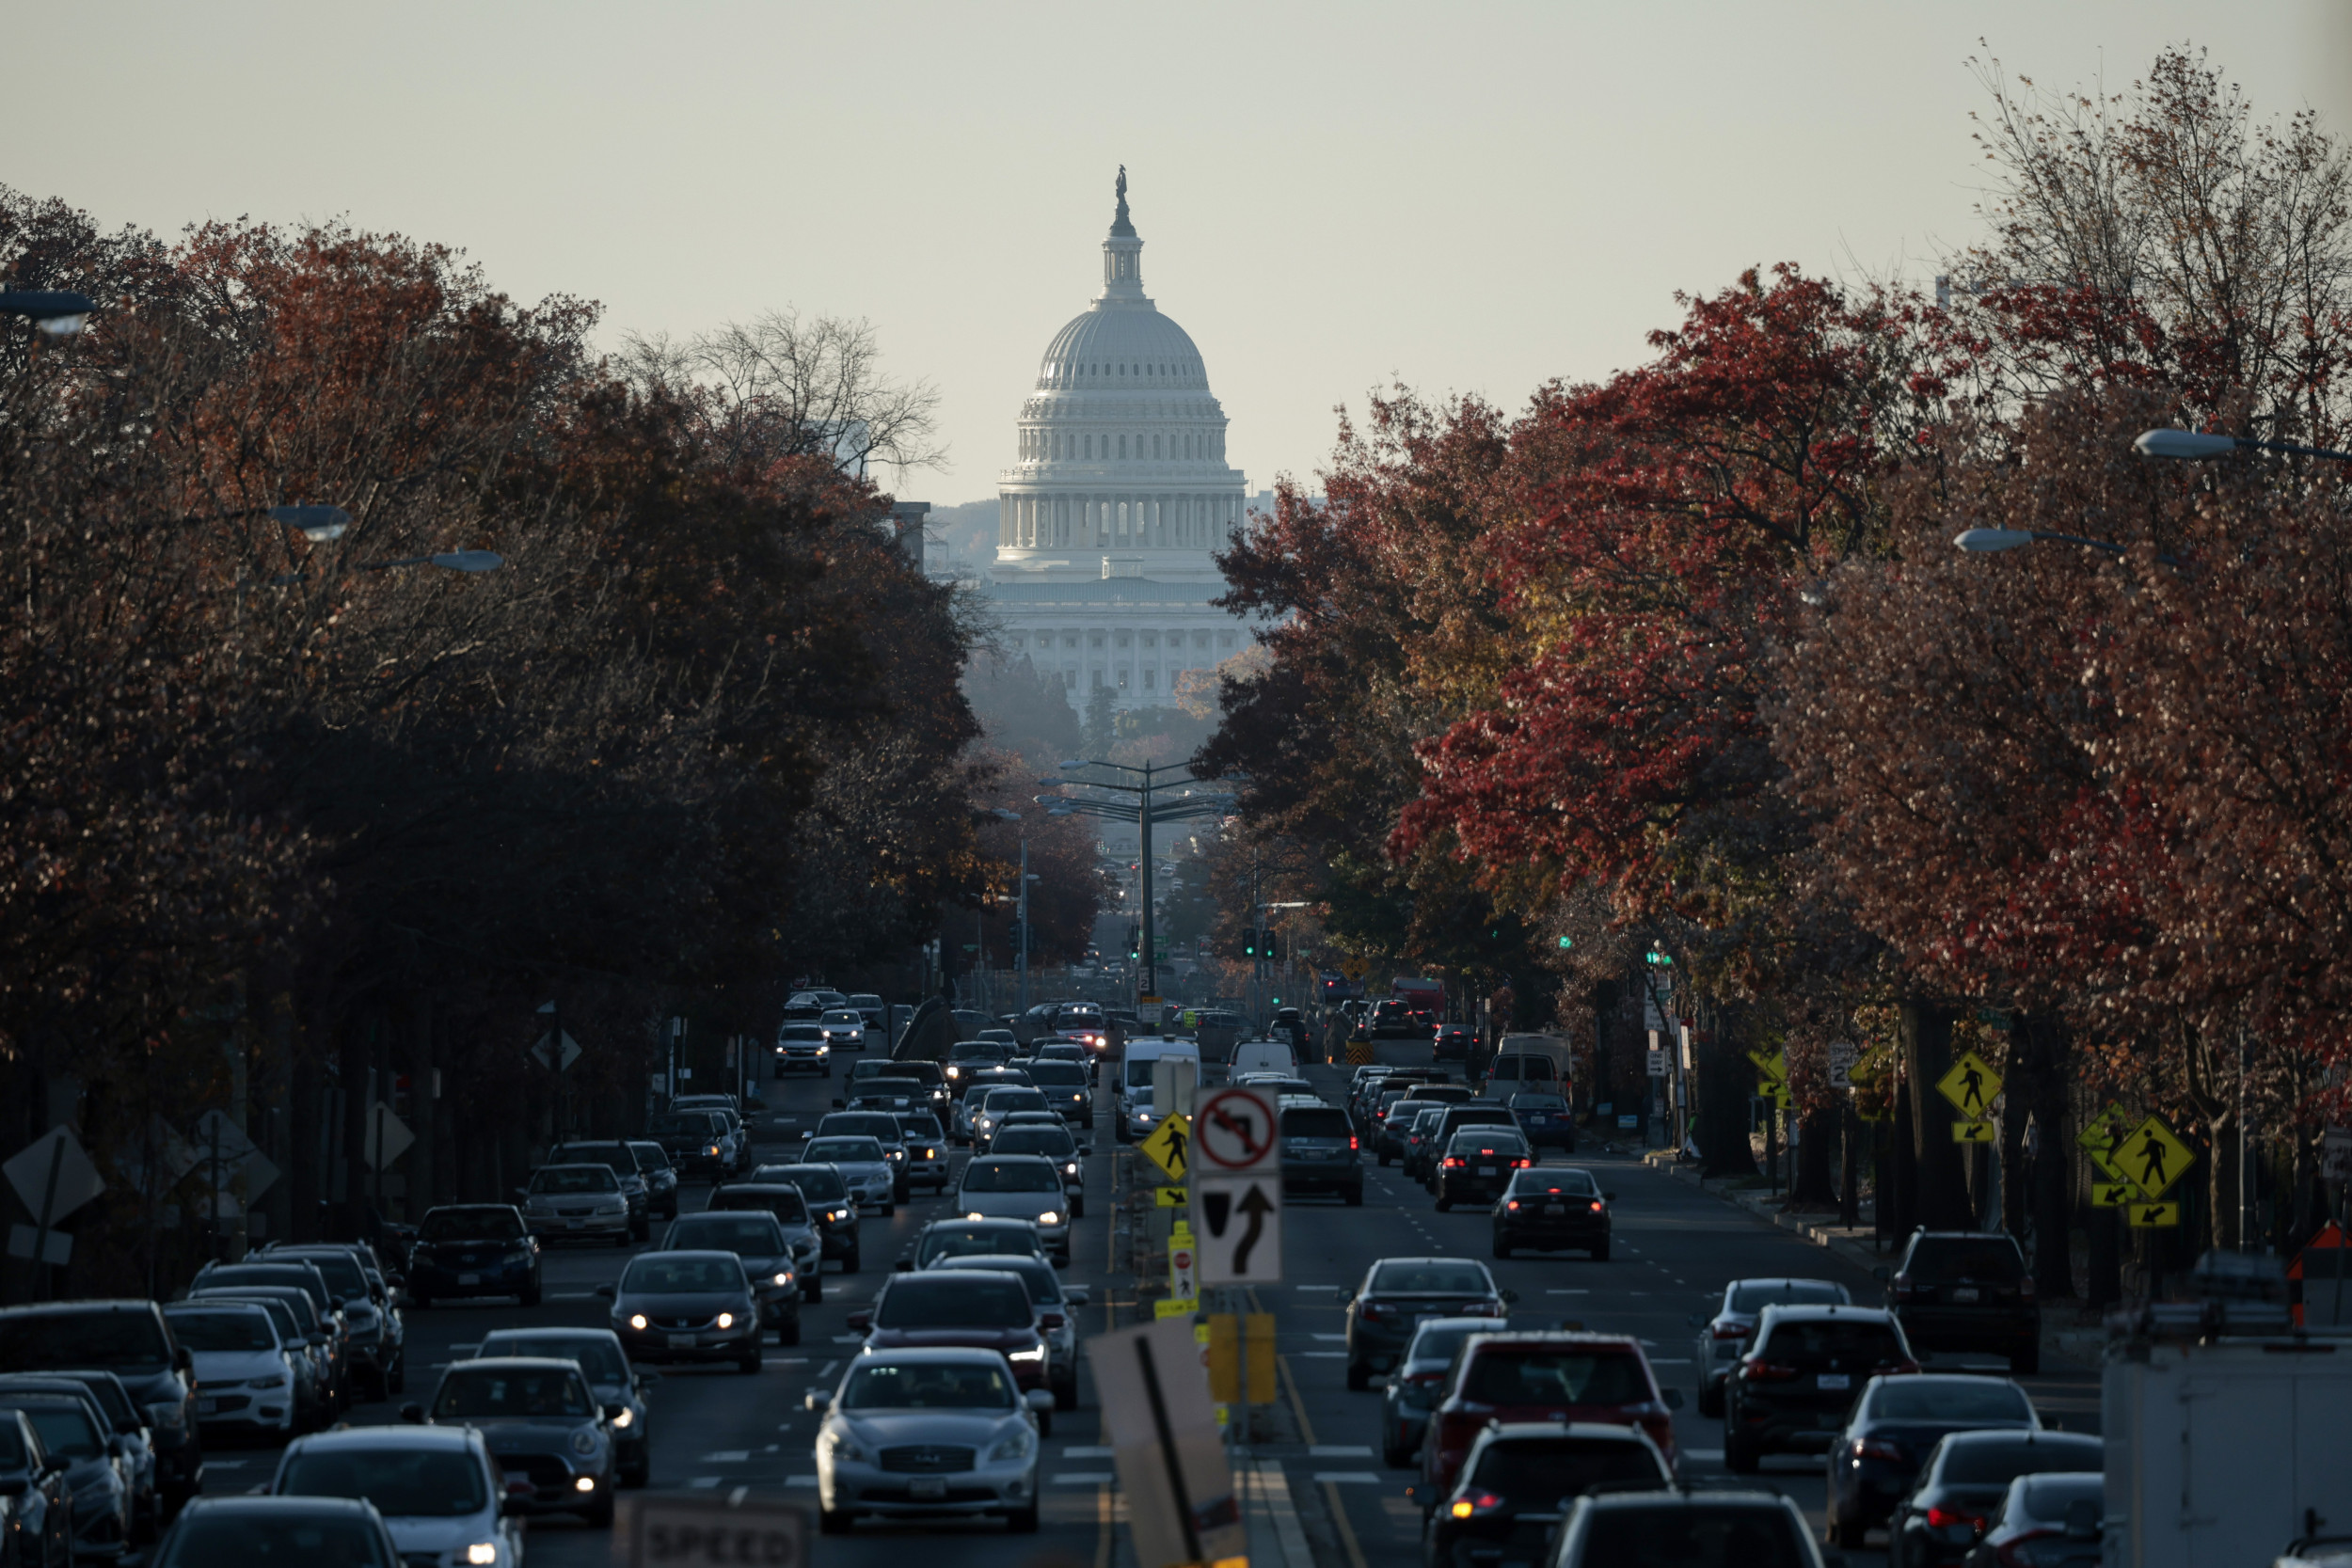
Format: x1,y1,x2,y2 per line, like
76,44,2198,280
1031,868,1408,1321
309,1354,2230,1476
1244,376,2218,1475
968,1212,987,1221
610,1406,634,1429
628,1314,649,1330
467,1544,500,1566
820,1430,868,1465
1065,1163,1081,1176
771,1272,791,1287
707,1146,722,1156
569,1427,599,1456
987,1428,1036,1464
715,1313,735,1329
1038,1212,1062,1226
923,1148,939,1160
817,1045,829,1056
827,1209,850,1223
1009,1346,1046,1362
946,1066,961,1078
146,1402,185,1431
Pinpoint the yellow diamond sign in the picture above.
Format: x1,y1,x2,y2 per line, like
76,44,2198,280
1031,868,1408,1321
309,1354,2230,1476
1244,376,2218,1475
2117,1117,2195,1201
1139,1115,1191,1183
1935,1051,2003,1120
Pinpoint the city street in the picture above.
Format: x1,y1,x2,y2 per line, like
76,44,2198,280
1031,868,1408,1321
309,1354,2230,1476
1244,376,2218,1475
188,1037,2099,1567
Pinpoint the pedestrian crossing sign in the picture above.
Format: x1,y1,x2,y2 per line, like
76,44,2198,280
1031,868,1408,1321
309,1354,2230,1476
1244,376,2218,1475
2127,1200,2182,1228
1748,1050,1787,1083
1951,1120,1996,1145
2119,1117,2195,1202
1139,1115,1191,1183
1935,1051,2003,1120
2076,1101,2130,1153
2091,1181,2135,1208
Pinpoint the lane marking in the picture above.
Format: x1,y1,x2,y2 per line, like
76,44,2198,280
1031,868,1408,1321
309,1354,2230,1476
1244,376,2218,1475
1054,1471,1116,1484
1311,1334,1347,1342
689,1477,722,1489
700,1450,750,1463
818,1360,838,1377
1648,1358,1694,1365
1310,1445,1373,1457
1546,1290,1590,1295
1296,1352,1347,1358
1314,1471,1382,1484
787,1475,818,1487
1061,1446,1113,1458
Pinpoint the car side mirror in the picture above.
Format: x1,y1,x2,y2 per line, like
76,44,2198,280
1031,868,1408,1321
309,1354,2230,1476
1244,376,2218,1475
602,1403,627,1421
40,1455,67,1478
847,1311,872,1333
1066,1286,1092,1307
894,1259,913,1273
595,1284,616,1300
803,1391,832,1414
399,1403,424,1424
832,1099,846,1109
1662,1387,1685,1410
1025,1389,1056,1413
635,1371,660,1389
1872,1265,1892,1283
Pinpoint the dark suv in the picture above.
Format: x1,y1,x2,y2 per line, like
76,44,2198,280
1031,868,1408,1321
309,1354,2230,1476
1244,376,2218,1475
1279,1103,1363,1205
1426,1422,1671,1566
1342,1258,1509,1390
1879,1230,2041,1374
1432,1128,1533,1211
1421,1332,1679,1498
1724,1305,1916,1472
0,1302,201,1514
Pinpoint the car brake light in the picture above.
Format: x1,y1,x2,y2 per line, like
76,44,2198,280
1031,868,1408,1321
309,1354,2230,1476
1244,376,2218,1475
1505,1200,1519,1211
1710,1323,1750,1339
1851,1437,1902,1462
1515,1158,1532,1168
1889,1273,1917,1301
1443,1157,1465,1168
1349,1135,1359,1150
1740,1360,1799,1382
1926,1506,1985,1532
1450,1491,1505,1518
1587,1198,1603,1210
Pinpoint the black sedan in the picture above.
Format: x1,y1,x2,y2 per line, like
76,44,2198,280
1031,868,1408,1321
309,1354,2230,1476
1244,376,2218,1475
1341,1258,1510,1391
656,1212,803,1344
402,1357,618,1527
1724,1305,1915,1473
1823,1373,2040,1547
405,1205,542,1309
1426,1422,1672,1568
750,1164,862,1273
1691,1276,1850,1417
598,1252,766,1373
1881,1230,2042,1375
1433,1128,1534,1211
1963,1470,2105,1568
1491,1165,1613,1259
1432,1024,1475,1061
0,1406,72,1568
1890,1429,2099,1566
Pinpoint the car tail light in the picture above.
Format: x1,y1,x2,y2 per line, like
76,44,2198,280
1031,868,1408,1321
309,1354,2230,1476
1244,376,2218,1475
1927,1506,1986,1532
1710,1323,1751,1340
1850,1437,1902,1462
1505,1200,1520,1211
1040,1311,1065,1329
2018,1277,2036,1301
1587,1198,1603,1211
1443,1157,1466,1168
1888,1273,1918,1301
1513,1158,1532,1168
1349,1135,1359,1150
1450,1491,1506,1518
1740,1360,1799,1383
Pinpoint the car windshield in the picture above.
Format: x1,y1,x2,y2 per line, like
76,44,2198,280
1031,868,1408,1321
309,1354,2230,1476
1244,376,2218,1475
840,1361,1015,1409
1512,1094,1567,1110
58,1374,135,1427
958,1260,1062,1303
760,1168,846,1201
551,1146,636,1175
1759,1319,1904,1359
1448,1132,1529,1154
6,1402,101,1458
628,1144,672,1170
922,1230,1038,1262
1371,1262,1490,1295
479,1336,628,1384
278,1447,489,1517
0,1311,173,1374
623,1258,742,1293
167,1311,278,1353
284,1254,369,1298
157,1510,394,1568
778,1026,824,1042
805,1139,883,1164
648,1114,721,1137
825,1115,902,1138
850,1084,924,1103
1283,1108,1353,1139
419,1210,525,1243
1470,1435,1663,1498
432,1368,592,1418
1943,1438,2095,1484
1510,1169,1598,1196
991,1130,1076,1158
982,1091,1049,1115
1404,1323,1486,1367
1909,1240,2026,1283
530,1166,616,1194
2017,1474,2103,1520
962,1161,1061,1194
951,1043,1012,1063
196,1295,300,1338
1728,1281,1847,1314
1867,1379,2031,1422
712,1189,809,1224
669,1216,786,1255
877,1278,1034,1329
1463,1349,1650,1405
898,1116,946,1142
1026,1064,1088,1085
1580,1504,1806,1567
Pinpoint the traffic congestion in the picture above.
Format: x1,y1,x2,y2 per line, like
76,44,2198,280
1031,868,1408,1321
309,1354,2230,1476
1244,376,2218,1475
0,995,2156,1568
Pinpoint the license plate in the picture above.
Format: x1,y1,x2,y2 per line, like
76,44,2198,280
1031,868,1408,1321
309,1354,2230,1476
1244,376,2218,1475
1952,1287,1980,1303
1543,1204,1565,1216
1818,1372,1851,1390
458,1273,481,1285
667,1333,696,1348
197,1398,217,1416
1478,1165,1497,1176
909,1477,946,1499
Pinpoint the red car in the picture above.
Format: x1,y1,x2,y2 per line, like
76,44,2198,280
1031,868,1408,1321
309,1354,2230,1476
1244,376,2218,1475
1421,1332,1682,1501
845,1269,1053,1421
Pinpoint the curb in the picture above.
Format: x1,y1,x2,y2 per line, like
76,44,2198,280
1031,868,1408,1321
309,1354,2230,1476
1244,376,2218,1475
1643,1152,2102,1369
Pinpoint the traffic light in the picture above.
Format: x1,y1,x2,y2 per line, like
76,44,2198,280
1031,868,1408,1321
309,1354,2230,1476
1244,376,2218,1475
1241,928,1261,958
1125,924,1140,958
1558,935,1574,949
1264,931,1283,960
1645,947,1674,967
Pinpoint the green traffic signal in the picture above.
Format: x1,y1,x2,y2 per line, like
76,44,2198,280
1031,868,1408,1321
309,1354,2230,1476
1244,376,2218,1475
1645,948,1673,966
1558,936,1574,949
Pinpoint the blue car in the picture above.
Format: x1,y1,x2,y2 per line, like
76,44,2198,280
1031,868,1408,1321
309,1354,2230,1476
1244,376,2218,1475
404,1205,542,1309
1506,1091,1578,1151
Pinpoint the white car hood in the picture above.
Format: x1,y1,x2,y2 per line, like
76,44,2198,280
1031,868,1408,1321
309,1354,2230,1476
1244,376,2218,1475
193,1349,287,1384
958,1193,1060,1223
842,1410,1028,1451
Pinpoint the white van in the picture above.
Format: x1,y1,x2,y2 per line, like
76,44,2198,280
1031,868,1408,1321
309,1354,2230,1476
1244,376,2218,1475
1117,1037,1200,1144
1230,1038,1298,1078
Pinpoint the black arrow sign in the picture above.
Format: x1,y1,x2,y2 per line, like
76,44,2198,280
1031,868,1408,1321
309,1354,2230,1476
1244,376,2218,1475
1232,1184,1274,1274
1201,1187,1232,1237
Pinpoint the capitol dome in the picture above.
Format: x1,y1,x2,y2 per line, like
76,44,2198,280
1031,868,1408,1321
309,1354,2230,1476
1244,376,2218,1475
985,171,1254,716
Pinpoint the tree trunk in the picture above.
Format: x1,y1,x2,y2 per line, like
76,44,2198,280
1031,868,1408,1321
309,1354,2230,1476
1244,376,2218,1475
2025,1018,2075,1300
340,1016,372,1243
289,1046,324,1243
404,994,436,1221
1901,1001,1975,1229
1792,1101,1838,1206
1840,1101,1861,1227
1889,1086,1915,1239
1695,1024,1758,1179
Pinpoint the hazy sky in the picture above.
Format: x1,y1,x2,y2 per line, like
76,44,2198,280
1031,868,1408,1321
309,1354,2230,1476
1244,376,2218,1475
8,3,2345,502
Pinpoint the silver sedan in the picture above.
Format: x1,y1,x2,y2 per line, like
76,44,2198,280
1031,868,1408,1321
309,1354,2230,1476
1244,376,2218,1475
809,1348,1051,1534
803,1136,897,1215
953,1156,1072,1263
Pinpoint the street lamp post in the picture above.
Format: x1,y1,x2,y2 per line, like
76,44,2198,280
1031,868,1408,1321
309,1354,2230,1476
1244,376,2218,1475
1040,759,1232,1018
990,808,1043,1013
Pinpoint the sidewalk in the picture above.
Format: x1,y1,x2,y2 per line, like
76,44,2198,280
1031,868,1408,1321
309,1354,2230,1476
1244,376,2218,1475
1642,1150,2105,1367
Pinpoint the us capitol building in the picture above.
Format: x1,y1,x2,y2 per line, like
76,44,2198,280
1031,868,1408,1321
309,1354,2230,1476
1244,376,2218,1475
973,171,1258,709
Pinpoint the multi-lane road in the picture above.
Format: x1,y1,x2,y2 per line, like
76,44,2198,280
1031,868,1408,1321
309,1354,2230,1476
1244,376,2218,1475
191,1037,2098,1565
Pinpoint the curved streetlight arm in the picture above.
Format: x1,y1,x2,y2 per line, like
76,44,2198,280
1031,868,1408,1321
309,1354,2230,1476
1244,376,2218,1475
2136,428,2352,465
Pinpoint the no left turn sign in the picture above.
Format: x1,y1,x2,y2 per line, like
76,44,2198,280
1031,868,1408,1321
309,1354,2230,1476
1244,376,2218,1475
1194,1087,1279,1174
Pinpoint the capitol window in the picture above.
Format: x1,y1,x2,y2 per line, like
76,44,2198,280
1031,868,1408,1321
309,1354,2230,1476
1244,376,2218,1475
1141,632,1157,648
1119,435,1127,459
1143,670,1156,690
1115,631,1131,648
1090,633,1104,649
